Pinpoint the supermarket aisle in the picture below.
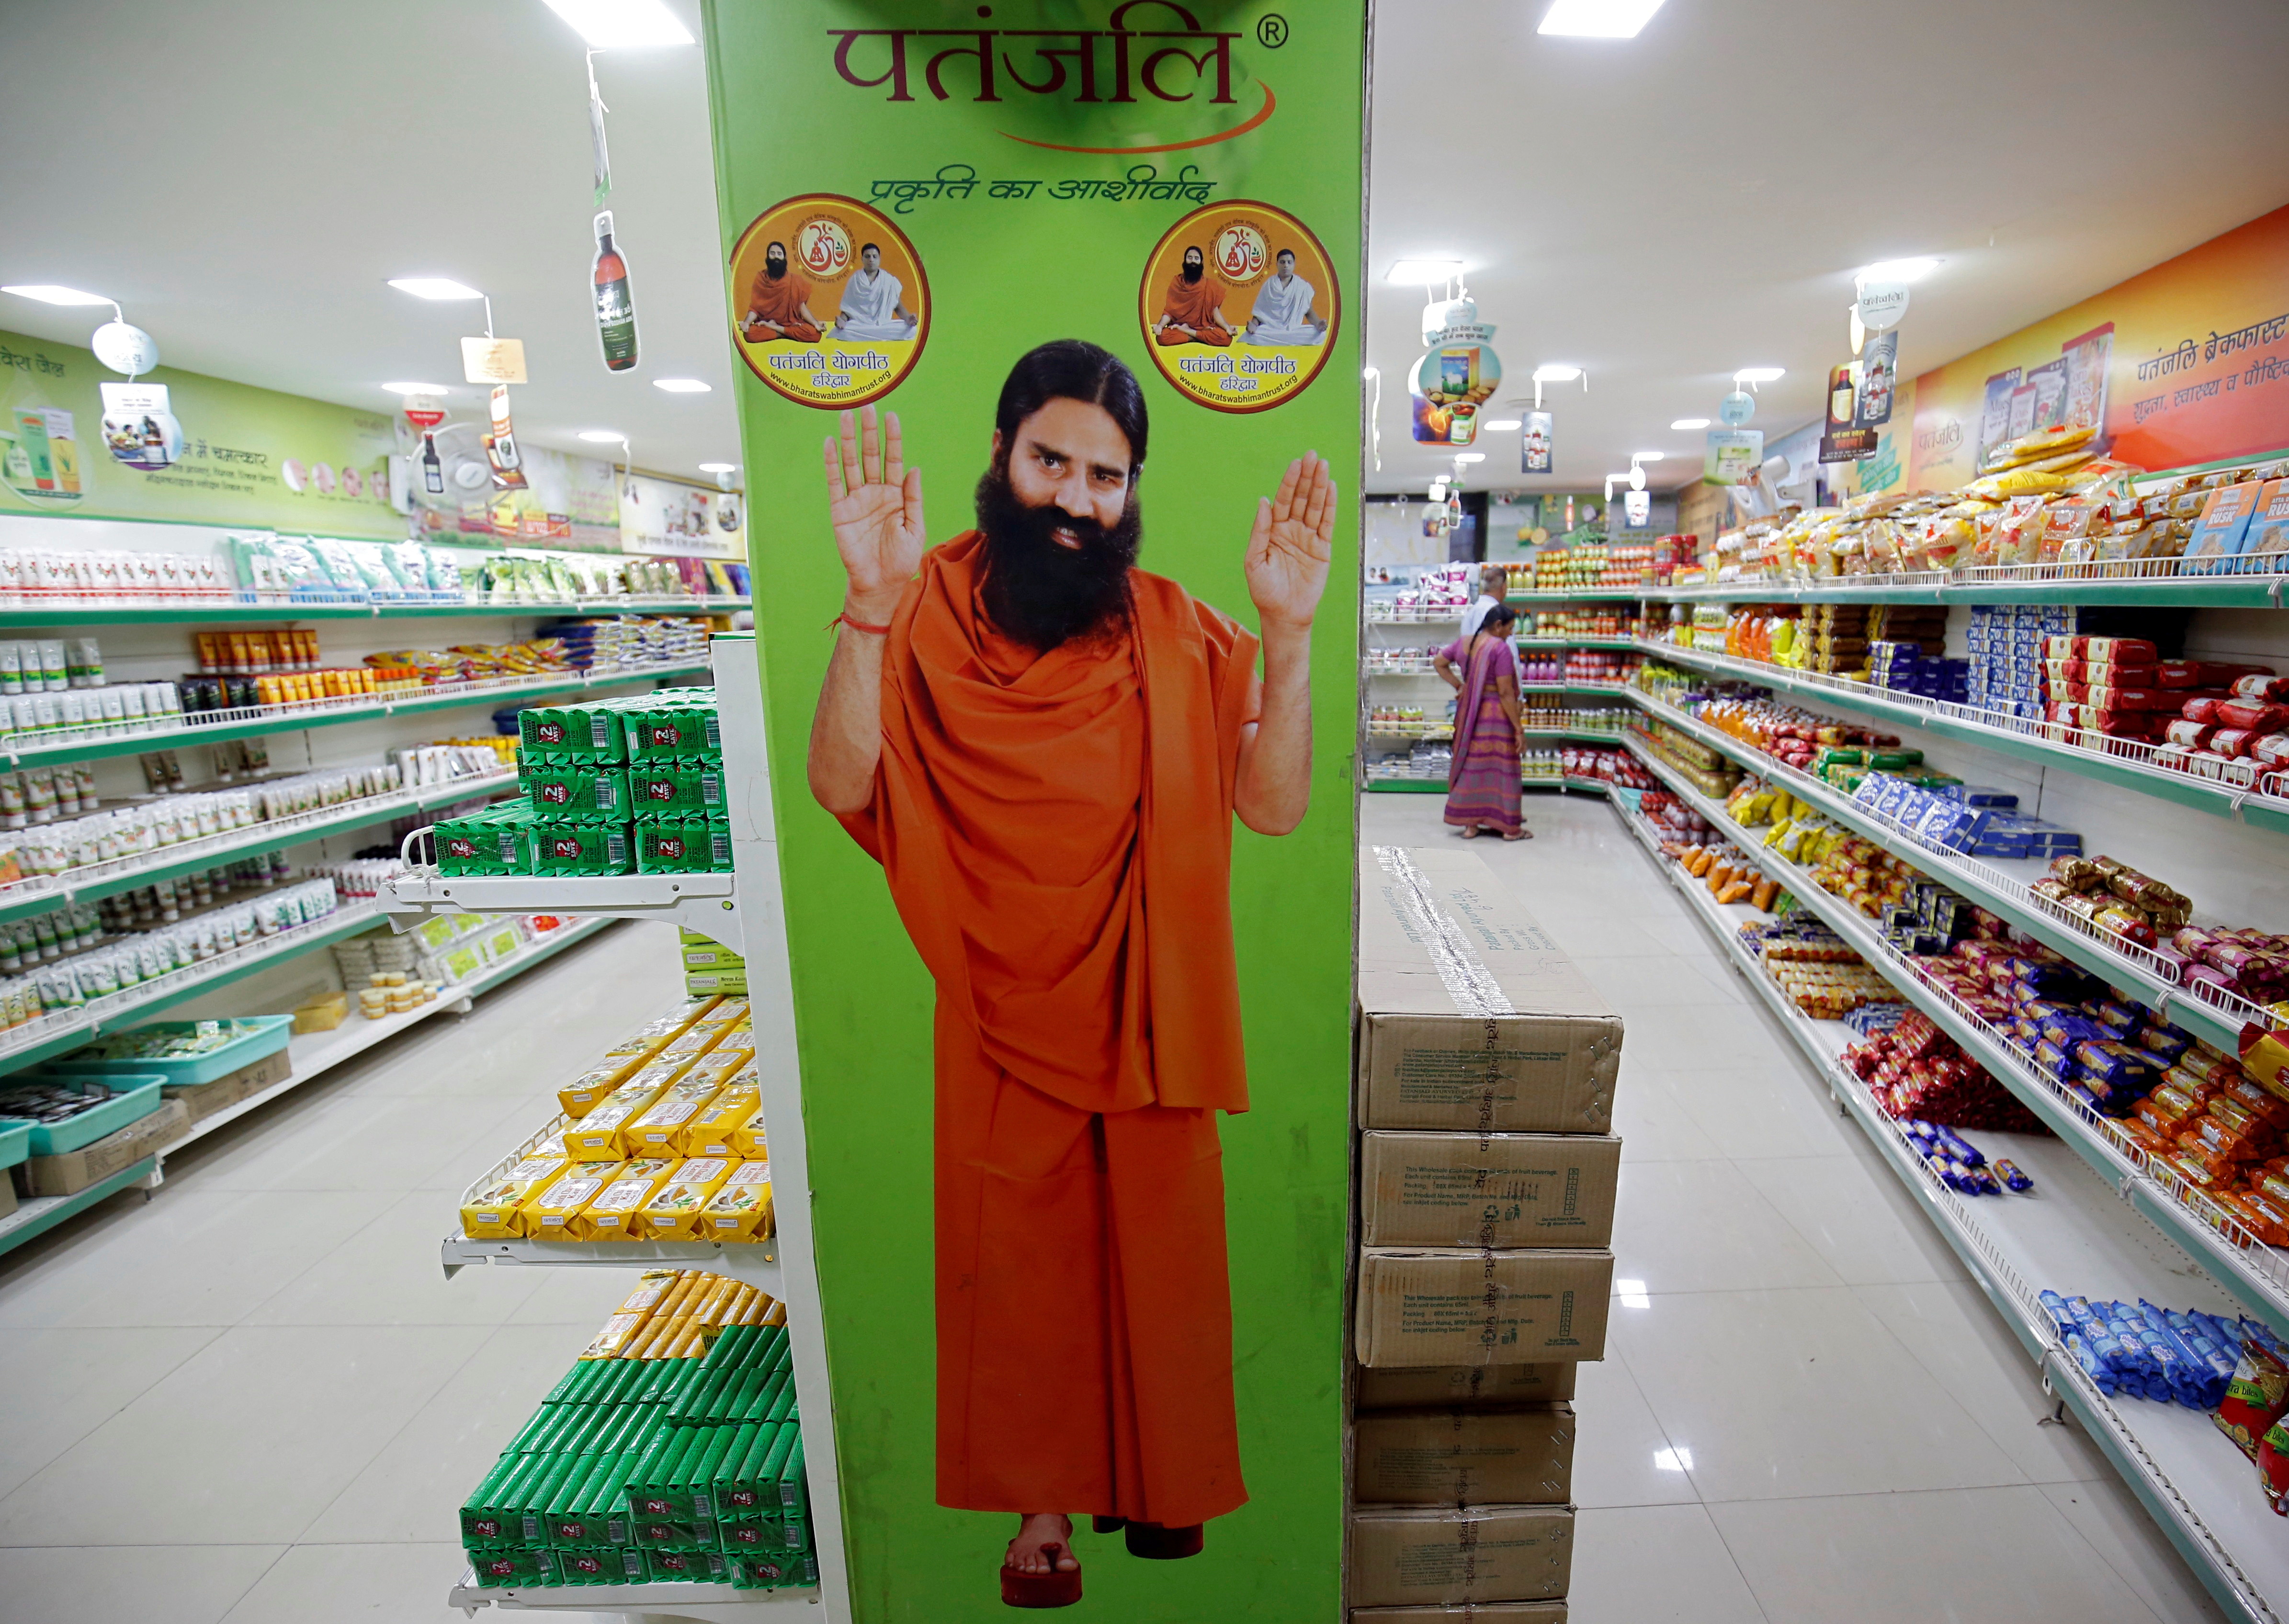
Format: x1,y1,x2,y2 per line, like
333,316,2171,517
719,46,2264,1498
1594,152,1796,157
0,920,674,1624
1360,790,2229,1624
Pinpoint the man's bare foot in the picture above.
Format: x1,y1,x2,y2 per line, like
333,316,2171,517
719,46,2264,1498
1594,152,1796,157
1006,1513,1079,1575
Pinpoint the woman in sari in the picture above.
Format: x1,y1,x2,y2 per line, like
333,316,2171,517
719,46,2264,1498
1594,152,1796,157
1433,602,1529,839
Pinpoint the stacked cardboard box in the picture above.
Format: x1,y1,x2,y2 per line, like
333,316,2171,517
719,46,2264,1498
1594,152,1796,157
1348,847,1625,1620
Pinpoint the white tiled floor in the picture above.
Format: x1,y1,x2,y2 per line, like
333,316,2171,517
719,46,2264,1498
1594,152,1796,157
1362,788,2230,1624
0,921,676,1624
0,807,2241,1623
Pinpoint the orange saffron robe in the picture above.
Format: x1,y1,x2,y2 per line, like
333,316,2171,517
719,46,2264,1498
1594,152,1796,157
744,269,820,342
1156,275,1232,347
839,532,1259,1526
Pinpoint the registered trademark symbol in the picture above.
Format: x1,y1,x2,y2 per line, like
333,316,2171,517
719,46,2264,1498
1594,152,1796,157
1257,13,1288,47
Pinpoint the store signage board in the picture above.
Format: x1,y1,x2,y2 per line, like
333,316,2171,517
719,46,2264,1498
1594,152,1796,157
460,337,529,385
703,4,1364,1619
1705,427,1763,484
0,324,402,535
618,470,741,558
1905,202,2289,491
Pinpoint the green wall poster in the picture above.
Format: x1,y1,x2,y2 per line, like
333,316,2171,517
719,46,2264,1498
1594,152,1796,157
701,3,1363,1620
0,325,404,538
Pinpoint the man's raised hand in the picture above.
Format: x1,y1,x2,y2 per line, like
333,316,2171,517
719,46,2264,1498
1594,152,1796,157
823,404,925,620
1245,451,1336,632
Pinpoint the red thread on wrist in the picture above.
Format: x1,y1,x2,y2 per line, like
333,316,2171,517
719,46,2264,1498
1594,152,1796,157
829,611,893,635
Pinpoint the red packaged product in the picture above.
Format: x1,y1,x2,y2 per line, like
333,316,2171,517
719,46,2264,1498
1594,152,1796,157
2218,699,2289,733
2259,1414,2289,1514
2252,733,2289,768
2213,728,2260,759
2085,637,2159,664
2087,686,2166,711
2165,718,2217,749
2232,673,2289,702
2181,697,2225,725
2217,1341,2289,1460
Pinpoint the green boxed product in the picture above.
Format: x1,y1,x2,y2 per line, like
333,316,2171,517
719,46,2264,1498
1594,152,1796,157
1866,747,1926,770
635,815,726,875
436,802,535,877
520,701,625,761
522,759,630,818
558,1547,644,1585
532,819,632,877
731,1547,818,1590
471,1547,559,1588
643,1547,730,1583
617,690,722,762
627,757,725,819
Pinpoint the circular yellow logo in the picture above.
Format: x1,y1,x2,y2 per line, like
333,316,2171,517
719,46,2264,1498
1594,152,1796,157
1138,201,1339,415
728,194,929,410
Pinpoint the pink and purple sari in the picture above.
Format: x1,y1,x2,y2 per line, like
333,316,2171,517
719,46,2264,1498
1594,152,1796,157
1443,632,1521,835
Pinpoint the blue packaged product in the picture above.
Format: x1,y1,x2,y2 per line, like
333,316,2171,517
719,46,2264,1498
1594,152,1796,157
2038,1011,2109,1048
1935,1126,1986,1166
2038,1289,2075,1337
2092,999,2142,1034
2135,1024,2192,1063
1992,1158,2034,1193
2065,1334,2118,1396
1942,1159,1982,1194
2076,1039,2158,1089
2032,1039,2077,1081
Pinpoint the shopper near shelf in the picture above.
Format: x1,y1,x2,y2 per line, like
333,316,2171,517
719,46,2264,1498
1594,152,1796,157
1151,246,1233,348
807,343,1334,1606
1457,562,1508,637
738,241,822,344
1435,603,1529,839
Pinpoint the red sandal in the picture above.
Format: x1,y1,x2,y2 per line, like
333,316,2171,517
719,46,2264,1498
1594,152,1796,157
1000,1541,1081,1608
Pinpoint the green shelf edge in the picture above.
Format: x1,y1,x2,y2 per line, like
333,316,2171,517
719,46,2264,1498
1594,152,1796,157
1620,729,2289,1343
1620,690,2251,1055
0,660,711,769
0,1155,157,1259
1635,639,2289,838
0,775,520,926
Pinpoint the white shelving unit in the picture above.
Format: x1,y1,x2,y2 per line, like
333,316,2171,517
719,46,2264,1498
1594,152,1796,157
449,1568,814,1618
397,635,854,1624
1605,783,2289,1624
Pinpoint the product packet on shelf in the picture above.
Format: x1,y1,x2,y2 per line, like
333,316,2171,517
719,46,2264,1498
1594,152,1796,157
558,1057,649,1119
568,1158,684,1241
638,1159,738,1241
564,1073,679,1162
624,1077,728,1156
525,1162,627,1239
462,1156,574,1240
701,1160,775,1240
679,1085,761,1159
521,758,629,819
532,818,632,878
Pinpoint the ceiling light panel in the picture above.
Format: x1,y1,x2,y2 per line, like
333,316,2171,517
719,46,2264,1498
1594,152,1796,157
1538,0,1667,38
1387,258,1462,284
540,0,694,47
2,284,113,306
387,277,484,301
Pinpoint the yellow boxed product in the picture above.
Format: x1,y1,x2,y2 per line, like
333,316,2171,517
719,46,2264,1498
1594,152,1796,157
639,1158,736,1240
692,994,748,1027
625,1078,727,1154
525,1162,625,1237
564,1074,678,1161
701,1159,774,1239
568,1157,683,1241
656,1024,730,1068
556,1056,647,1119
459,1156,573,1240
580,1310,649,1359
292,991,349,1033
679,1086,761,1158
726,1101,769,1159
614,1269,683,1318
597,997,719,1062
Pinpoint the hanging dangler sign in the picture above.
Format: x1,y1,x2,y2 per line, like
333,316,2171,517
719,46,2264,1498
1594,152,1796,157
1409,341,1501,446
1718,388,1756,427
484,384,527,490
401,394,447,431
1521,410,1553,474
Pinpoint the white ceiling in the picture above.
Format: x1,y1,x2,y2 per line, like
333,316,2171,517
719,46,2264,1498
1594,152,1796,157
1366,0,2289,493
0,0,738,483
4,0,2287,498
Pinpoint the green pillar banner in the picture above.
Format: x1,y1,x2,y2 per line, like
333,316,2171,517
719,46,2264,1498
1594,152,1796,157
700,2,1362,1620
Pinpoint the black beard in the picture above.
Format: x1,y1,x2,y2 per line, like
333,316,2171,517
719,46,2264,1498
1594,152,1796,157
975,462,1140,653
1181,260,1204,283
765,258,787,280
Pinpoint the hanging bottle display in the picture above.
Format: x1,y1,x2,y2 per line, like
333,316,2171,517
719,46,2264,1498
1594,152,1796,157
592,210,638,373
421,433,445,495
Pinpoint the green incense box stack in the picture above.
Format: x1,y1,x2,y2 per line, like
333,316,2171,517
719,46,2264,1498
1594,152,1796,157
459,1321,816,1591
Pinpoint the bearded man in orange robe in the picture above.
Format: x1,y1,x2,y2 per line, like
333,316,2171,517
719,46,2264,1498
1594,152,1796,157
807,341,1333,1609
1152,246,1233,347
740,241,823,343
